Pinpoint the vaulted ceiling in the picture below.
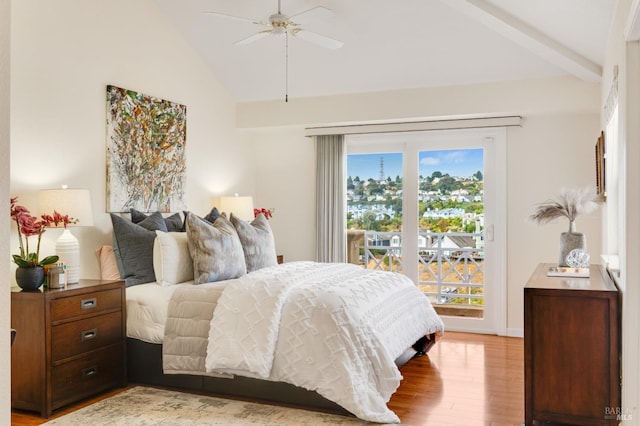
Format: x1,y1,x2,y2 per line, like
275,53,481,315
152,0,616,102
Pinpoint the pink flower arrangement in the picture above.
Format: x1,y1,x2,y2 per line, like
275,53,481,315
254,208,273,220
10,196,77,267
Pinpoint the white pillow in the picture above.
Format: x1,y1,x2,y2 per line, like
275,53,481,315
153,231,194,286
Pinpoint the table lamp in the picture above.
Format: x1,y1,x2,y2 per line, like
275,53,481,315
39,187,93,284
218,194,254,221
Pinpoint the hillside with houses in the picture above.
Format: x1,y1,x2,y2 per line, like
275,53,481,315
347,170,484,235
346,170,486,306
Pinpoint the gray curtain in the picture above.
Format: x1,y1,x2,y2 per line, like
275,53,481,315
315,135,346,263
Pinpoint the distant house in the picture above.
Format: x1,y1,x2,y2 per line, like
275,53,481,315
423,208,465,218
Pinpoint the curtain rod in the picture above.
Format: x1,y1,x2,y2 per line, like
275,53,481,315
305,116,522,137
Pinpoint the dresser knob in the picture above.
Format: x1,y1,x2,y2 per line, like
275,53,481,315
80,297,97,309
81,366,98,378
81,328,97,342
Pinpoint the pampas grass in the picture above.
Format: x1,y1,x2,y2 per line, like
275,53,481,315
529,187,603,226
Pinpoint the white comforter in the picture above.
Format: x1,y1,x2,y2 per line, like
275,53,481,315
204,262,444,423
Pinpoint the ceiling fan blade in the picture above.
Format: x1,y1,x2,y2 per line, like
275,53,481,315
293,29,343,49
290,6,334,25
204,11,267,26
234,30,272,46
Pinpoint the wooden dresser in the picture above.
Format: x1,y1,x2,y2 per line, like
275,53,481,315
11,279,126,417
524,263,620,425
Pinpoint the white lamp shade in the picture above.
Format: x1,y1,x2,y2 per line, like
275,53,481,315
219,195,254,221
38,188,93,227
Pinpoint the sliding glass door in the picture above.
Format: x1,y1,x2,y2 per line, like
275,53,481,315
347,128,506,334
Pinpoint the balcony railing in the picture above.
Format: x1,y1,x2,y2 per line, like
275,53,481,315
347,230,485,310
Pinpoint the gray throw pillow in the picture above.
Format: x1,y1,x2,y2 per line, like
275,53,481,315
130,208,182,232
110,213,165,287
203,207,220,223
185,212,246,284
230,213,277,273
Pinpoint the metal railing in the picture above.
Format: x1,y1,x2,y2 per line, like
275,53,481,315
351,230,485,306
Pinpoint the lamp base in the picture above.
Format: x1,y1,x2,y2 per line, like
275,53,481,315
56,229,80,284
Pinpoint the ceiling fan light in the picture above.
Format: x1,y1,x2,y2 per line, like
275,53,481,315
272,26,286,35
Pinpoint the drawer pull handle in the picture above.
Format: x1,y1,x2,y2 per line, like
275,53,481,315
82,366,98,378
81,328,97,341
81,298,97,309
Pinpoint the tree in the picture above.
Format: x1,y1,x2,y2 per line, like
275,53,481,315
391,198,402,214
437,175,458,192
362,211,380,231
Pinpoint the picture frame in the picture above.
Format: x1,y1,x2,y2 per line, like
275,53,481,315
595,130,606,198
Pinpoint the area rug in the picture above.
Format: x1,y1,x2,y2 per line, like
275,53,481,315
43,386,383,425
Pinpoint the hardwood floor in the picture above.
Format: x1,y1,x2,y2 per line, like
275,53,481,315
11,332,524,426
390,332,524,425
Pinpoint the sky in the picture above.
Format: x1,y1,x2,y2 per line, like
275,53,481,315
347,149,484,180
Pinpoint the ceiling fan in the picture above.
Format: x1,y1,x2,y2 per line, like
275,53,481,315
205,0,344,50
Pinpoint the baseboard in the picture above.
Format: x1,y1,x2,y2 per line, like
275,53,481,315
506,328,524,338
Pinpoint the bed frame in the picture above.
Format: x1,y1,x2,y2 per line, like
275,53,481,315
126,333,437,415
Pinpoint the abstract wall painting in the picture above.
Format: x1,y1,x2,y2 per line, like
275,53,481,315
106,85,187,213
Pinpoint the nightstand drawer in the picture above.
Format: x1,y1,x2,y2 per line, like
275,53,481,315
51,311,123,362
51,344,124,410
50,288,122,322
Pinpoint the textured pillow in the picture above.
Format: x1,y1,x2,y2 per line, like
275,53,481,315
95,245,121,281
110,213,165,287
230,213,277,273
131,208,183,232
153,231,194,286
185,212,246,284
203,207,220,223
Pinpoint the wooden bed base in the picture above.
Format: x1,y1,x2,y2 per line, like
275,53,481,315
126,333,437,415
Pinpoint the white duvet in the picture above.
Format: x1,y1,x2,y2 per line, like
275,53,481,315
204,262,444,424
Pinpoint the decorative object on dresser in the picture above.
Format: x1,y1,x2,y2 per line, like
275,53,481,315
528,186,603,267
39,187,93,284
10,196,65,290
253,207,273,219
11,279,127,417
524,263,620,425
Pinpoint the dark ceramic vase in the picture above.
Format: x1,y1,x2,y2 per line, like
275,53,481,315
15,266,45,291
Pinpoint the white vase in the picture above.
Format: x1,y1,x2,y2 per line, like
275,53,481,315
56,228,79,284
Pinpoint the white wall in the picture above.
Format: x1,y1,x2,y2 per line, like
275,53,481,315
1,0,11,423
238,77,602,335
10,0,253,281
242,126,316,262
602,0,640,419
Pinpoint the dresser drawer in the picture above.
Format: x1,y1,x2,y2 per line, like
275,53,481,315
50,288,122,322
51,311,123,362
51,343,124,410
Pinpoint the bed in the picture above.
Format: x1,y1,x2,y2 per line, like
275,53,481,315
105,209,444,424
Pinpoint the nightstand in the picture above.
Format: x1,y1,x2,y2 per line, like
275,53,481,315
11,279,127,417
